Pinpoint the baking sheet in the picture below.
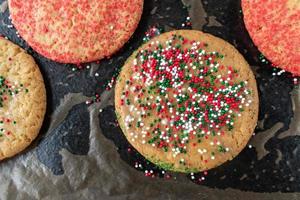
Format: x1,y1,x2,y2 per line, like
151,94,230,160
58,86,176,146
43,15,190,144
1,0,300,199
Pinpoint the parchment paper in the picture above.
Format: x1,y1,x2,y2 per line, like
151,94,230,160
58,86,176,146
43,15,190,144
1,0,300,199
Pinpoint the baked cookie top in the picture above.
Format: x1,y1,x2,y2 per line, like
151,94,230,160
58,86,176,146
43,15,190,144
242,0,300,75
8,0,144,64
0,37,46,160
115,30,259,172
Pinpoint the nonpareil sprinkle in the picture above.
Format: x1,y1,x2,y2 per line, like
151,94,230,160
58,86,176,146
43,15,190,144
120,34,252,161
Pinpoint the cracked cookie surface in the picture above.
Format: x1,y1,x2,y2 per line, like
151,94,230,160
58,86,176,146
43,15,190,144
0,37,46,160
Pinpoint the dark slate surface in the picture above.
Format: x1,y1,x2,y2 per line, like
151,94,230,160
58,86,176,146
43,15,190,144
0,0,298,193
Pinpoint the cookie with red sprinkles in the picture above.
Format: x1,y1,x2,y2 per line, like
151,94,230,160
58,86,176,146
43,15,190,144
0,37,46,160
115,30,259,172
8,0,143,64
242,0,300,75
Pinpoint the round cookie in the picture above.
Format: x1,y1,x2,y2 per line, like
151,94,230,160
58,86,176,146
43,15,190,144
115,30,259,172
0,37,46,160
8,0,144,64
242,0,300,75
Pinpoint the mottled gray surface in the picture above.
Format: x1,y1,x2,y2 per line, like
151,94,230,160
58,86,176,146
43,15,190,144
1,90,300,200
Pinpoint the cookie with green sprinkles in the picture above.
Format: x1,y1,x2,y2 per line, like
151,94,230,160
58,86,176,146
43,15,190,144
115,30,259,173
0,37,46,160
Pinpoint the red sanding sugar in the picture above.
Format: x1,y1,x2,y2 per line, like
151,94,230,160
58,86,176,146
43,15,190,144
242,0,300,75
9,0,144,64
